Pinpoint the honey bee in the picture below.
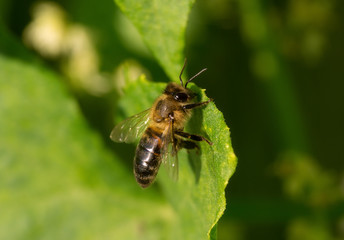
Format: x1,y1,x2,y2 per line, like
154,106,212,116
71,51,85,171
110,60,213,188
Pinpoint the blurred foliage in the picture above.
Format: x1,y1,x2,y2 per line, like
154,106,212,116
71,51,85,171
1,0,344,239
0,52,168,240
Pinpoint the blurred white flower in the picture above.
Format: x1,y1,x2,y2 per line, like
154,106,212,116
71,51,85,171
23,2,67,58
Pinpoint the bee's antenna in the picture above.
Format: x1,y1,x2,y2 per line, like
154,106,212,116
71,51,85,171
179,58,187,87
185,68,207,88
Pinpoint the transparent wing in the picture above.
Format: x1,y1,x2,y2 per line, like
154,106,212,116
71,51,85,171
161,119,179,181
110,108,151,143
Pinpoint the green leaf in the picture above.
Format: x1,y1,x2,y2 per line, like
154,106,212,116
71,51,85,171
117,78,237,239
0,53,176,239
0,53,236,239
114,0,194,79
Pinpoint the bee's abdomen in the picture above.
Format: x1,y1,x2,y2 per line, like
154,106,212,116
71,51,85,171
134,127,162,188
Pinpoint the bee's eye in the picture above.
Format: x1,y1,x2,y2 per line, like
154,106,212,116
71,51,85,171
173,93,188,102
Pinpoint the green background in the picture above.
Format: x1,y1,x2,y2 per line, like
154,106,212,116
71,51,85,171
1,0,344,239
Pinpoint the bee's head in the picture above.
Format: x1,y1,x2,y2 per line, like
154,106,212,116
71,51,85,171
164,59,207,103
164,82,194,103
163,59,207,103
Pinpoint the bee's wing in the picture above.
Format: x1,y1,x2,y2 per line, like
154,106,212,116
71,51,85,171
161,119,179,181
110,108,151,143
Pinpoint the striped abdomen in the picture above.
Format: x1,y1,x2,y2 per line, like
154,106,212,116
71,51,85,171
134,127,163,188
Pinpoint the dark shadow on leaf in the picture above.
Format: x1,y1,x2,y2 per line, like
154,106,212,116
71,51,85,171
187,149,202,184
185,84,213,184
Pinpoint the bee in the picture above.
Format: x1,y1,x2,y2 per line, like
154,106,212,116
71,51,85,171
110,60,213,188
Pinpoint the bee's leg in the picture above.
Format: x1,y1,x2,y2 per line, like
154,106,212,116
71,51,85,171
175,131,213,145
182,99,213,110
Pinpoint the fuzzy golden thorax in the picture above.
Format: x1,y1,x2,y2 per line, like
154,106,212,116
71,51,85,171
149,83,195,131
